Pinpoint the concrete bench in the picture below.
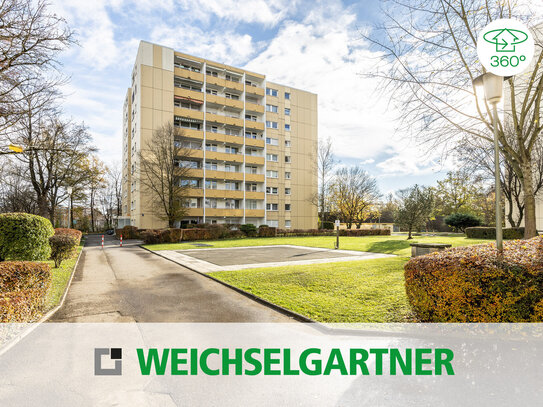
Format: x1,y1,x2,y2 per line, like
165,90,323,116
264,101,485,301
410,243,452,257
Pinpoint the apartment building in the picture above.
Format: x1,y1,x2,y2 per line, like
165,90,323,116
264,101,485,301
121,41,318,229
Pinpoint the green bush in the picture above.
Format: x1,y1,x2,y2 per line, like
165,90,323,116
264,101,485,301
0,261,52,322
465,226,526,239
0,213,54,261
444,213,481,232
258,225,277,237
49,235,78,268
240,224,257,237
321,221,335,230
54,228,82,245
404,236,543,322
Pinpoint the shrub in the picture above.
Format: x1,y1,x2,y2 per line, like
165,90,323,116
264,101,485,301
321,221,335,230
465,226,526,239
0,213,54,261
54,228,82,245
121,225,139,239
240,224,257,237
0,261,52,322
258,226,277,237
340,229,391,236
49,235,78,268
444,213,481,232
141,228,183,244
404,237,543,322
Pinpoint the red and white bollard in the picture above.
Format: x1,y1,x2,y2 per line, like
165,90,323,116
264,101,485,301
120,234,123,247
101,235,104,248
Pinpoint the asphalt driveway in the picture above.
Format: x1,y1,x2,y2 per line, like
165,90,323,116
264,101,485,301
50,234,292,322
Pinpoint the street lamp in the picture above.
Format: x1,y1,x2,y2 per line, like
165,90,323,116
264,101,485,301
473,72,503,252
67,186,73,229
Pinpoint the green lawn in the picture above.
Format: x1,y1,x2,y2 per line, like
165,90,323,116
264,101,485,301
145,235,489,256
44,243,83,311
212,257,413,323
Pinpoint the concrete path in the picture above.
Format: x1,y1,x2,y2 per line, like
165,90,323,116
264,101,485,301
50,234,292,322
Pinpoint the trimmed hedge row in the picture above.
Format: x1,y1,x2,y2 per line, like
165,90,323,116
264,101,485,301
0,213,54,261
404,237,543,322
0,262,52,322
465,226,526,239
276,228,391,237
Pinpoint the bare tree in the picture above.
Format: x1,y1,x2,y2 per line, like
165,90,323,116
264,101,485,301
317,136,336,223
137,123,194,228
366,0,543,237
0,158,38,213
330,166,381,229
0,0,73,133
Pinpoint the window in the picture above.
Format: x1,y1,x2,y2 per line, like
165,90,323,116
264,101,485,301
206,70,218,77
285,172,291,179
184,198,199,208
266,154,278,162
177,140,201,149
285,92,290,100
205,143,217,152
284,108,290,115
205,180,217,189
245,183,257,192
225,93,239,100
266,104,278,113
245,114,257,122
285,156,291,163
266,187,278,194
206,88,218,95
266,203,279,211
180,179,199,188
267,220,279,227
224,164,239,172
285,188,291,195
285,124,291,131
266,121,278,129
205,198,217,208
285,204,291,211
178,160,199,169
225,146,238,154
266,137,278,146
285,220,291,228
285,140,291,147
245,148,258,156
246,200,257,209
266,88,278,97
205,161,218,170
225,199,240,209
208,126,218,133
245,166,257,174
245,132,258,139
266,170,278,178
225,182,239,191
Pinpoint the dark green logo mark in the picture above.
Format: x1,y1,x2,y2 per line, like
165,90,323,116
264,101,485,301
483,29,528,52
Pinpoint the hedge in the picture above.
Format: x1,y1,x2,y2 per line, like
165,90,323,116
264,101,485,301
141,228,183,244
54,228,82,245
0,261,52,322
465,226,526,239
258,225,277,237
180,228,244,242
404,237,543,322
276,228,391,237
0,213,54,261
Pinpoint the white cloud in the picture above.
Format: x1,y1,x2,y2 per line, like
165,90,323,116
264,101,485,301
360,158,375,165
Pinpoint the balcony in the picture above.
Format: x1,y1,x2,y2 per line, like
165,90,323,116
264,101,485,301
184,169,204,178
245,155,265,165
245,102,264,114
186,188,204,197
206,94,243,110
244,209,265,218
205,208,243,217
245,173,265,183
177,128,204,140
174,107,204,121
205,189,244,199
185,208,204,217
245,138,265,148
174,67,204,83
245,121,265,131
205,170,244,181
245,191,265,200
205,150,244,163
245,86,265,97
174,87,204,101
206,113,244,128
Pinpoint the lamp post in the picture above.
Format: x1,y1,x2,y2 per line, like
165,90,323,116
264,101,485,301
473,72,504,253
67,186,73,229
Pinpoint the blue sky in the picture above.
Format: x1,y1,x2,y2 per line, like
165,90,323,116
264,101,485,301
51,0,453,194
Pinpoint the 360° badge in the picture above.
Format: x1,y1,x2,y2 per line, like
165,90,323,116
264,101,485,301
477,18,535,76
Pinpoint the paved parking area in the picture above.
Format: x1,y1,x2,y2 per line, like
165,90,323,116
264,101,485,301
154,245,395,273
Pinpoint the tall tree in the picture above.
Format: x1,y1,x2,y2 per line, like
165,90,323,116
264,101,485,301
317,136,336,223
330,166,381,229
395,185,435,239
86,156,107,232
137,122,193,227
433,169,487,216
367,0,543,237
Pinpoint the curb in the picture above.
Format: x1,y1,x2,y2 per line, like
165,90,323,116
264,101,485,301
140,245,427,338
0,241,85,358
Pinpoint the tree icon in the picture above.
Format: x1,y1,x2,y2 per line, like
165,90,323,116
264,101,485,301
483,29,528,52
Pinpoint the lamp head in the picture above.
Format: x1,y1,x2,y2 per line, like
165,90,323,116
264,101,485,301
473,73,503,105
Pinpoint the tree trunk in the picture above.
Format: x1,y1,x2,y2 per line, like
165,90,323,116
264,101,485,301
407,226,413,239
521,161,538,238
37,194,49,218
